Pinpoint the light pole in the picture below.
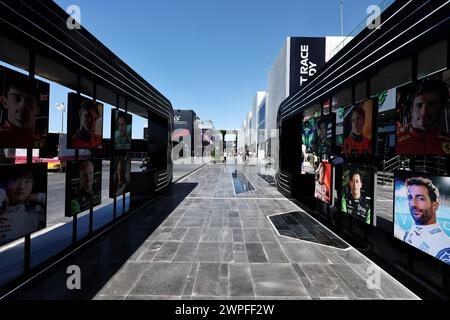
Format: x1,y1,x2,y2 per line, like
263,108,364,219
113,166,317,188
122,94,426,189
340,0,344,37
55,102,65,133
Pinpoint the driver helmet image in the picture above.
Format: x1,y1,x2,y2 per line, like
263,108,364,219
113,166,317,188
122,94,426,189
403,177,450,264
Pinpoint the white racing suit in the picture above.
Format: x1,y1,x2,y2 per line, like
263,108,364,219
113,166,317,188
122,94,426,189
404,223,450,264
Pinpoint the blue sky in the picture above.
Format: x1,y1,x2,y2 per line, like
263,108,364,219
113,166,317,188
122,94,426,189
45,0,380,134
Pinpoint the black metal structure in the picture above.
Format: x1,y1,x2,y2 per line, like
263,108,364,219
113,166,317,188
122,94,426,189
276,0,450,298
0,0,173,292
0,0,173,188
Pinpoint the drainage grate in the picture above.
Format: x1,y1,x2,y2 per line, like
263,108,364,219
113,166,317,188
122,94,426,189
231,170,255,194
269,211,349,249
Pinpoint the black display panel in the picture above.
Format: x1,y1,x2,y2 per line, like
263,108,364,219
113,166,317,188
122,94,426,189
65,159,102,217
111,109,132,150
341,165,375,225
342,99,376,156
289,37,326,96
67,93,104,150
0,163,47,246
314,160,333,205
314,113,334,158
0,66,49,148
109,156,131,198
396,70,450,156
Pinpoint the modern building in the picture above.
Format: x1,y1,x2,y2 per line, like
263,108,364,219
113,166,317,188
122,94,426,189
263,36,350,172
250,91,266,159
276,0,450,298
0,0,173,290
173,109,197,157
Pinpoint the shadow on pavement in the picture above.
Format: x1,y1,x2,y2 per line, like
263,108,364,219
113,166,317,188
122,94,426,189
4,182,198,300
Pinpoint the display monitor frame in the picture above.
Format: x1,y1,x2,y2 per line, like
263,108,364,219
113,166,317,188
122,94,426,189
109,156,131,198
67,93,104,150
0,66,50,149
393,171,450,265
111,109,132,150
65,159,102,217
0,163,47,247
314,160,334,206
395,70,450,157
342,98,377,157
340,164,376,225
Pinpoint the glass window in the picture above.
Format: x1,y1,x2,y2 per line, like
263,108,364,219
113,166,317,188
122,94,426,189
417,38,447,79
370,58,412,95
354,80,367,103
332,88,352,109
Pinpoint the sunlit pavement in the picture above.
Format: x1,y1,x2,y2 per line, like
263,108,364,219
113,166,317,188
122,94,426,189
6,163,418,300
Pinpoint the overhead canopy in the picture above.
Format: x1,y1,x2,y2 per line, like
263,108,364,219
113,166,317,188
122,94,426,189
0,0,173,120
279,0,450,122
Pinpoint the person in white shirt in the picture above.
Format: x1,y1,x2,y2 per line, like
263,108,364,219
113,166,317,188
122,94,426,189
404,176,450,264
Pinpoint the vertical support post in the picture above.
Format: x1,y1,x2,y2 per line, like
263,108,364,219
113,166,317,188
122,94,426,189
72,74,81,245
89,82,97,234
113,94,120,219
123,97,128,215
24,50,36,272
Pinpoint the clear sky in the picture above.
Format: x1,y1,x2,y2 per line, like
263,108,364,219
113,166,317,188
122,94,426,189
47,0,380,133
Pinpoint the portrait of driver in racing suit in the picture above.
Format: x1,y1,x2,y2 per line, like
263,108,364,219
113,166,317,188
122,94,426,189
403,177,450,264
314,162,330,203
342,169,372,224
343,106,372,155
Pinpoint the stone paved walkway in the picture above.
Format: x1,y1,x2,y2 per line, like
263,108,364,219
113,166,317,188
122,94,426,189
5,164,418,300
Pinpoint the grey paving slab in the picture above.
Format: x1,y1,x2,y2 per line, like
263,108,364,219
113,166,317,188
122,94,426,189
126,295,183,300
220,243,233,263
193,263,223,296
173,242,198,262
232,228,244,243
168,227,188,241
261,242,290,263
138,241,164,261
183,228,203,242
200,228,223,242
129,262,191,296
249,264,308,297
245,243,268,263
280,243,330,264
233,243,246,252
257,228,278,243
233,251,249,263
330,263,382,299
196,243,221,262
298,264,353,299
243,228,260,243
100,262,148,296
221,228,233,243
229,264,255,297
291,264,320,299
152,242,181,262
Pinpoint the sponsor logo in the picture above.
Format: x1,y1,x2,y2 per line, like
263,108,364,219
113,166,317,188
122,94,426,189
436,248,450,264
